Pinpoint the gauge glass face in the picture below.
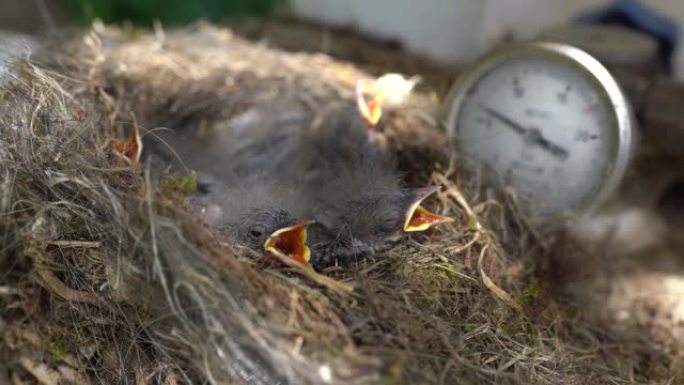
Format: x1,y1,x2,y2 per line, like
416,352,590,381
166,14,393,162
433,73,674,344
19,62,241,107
454,56,615,218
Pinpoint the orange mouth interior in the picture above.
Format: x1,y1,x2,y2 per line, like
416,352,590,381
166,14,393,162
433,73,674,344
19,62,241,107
403,192,453,232
356,81,386,127
263,222,312,268
111,122,142,164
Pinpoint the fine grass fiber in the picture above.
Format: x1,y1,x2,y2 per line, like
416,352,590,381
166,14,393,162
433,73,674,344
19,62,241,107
0,22,644,384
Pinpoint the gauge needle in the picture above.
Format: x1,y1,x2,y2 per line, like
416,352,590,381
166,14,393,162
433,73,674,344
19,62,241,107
482,106,569,160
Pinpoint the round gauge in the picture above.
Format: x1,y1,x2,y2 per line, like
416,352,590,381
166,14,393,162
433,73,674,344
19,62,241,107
444,41,636,222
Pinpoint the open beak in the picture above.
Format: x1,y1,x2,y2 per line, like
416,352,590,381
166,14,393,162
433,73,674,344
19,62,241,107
263,221,314,269
111,121,142,164
403,186,454,232
356,81,385,127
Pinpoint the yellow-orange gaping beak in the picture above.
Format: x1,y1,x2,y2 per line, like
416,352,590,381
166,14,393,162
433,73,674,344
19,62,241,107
356,81,385,127
111,120,142,164
403,186,454,232
263,222,314,269
355,74,420,127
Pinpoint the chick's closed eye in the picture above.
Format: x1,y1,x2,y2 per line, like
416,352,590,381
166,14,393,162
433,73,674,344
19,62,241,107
375,211,401,234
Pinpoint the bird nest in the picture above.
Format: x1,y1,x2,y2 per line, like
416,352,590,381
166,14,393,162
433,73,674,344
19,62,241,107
0,23,632,384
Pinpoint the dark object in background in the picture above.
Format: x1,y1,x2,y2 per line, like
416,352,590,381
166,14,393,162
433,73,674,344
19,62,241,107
657,177,684,228
540,25,659,76
576,0,678,74
539,24,684,160
546,4,684,229
0,0,64,32
539,25,660,113
642,79,684,157
66,0,284,26
541,24,684,224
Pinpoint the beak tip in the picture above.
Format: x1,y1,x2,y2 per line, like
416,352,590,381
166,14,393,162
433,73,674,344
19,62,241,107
403,185,451,232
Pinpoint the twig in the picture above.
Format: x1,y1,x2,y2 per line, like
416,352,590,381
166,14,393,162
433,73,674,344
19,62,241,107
19,356,60,385
48,240,101,249
33,268,100,305
274,253,355,295
478,244,522,313
0,286,18,295
432,173,521,312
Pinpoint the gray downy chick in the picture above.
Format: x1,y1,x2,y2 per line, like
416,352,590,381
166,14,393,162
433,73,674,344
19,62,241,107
188,171,314,265
307,168,451,268
180,101,415,267
142,98,312,181
145,99,450,269
290,104,452,268
142,99,317,264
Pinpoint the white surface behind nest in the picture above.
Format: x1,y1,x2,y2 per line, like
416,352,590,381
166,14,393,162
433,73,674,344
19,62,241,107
569,206,667,255
289,0,684,79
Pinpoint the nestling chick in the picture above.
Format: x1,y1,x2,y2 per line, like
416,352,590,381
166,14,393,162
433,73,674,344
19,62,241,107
146,98,451,269
307,169,450,268
144,99,311,181
188,172,314,266
286,103,451,267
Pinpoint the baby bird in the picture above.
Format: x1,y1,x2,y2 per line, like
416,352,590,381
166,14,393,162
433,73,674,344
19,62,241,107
308,184,448,268
146,98,451,269
143,102,316,264
241,102,451,267
143,99,312,181
300,111,450,267
185,171,315,267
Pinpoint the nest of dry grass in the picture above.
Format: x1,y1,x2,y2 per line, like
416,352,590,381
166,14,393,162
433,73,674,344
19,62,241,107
0,22,644,384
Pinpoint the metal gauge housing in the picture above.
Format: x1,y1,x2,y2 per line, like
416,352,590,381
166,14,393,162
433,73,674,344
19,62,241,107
444,41,636,222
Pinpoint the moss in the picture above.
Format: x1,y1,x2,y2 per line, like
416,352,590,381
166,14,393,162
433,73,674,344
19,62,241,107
48,337,67,363
520,277,543,304
465,217,480,232
163,171,197,195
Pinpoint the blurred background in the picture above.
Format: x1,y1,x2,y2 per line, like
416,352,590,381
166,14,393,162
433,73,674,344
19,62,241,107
2,0,683,78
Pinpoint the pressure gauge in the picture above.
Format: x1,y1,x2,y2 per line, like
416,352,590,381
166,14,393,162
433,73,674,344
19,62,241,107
444,41,636,222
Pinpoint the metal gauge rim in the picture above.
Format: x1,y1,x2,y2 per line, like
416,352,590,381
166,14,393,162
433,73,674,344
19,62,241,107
443,41,635,222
